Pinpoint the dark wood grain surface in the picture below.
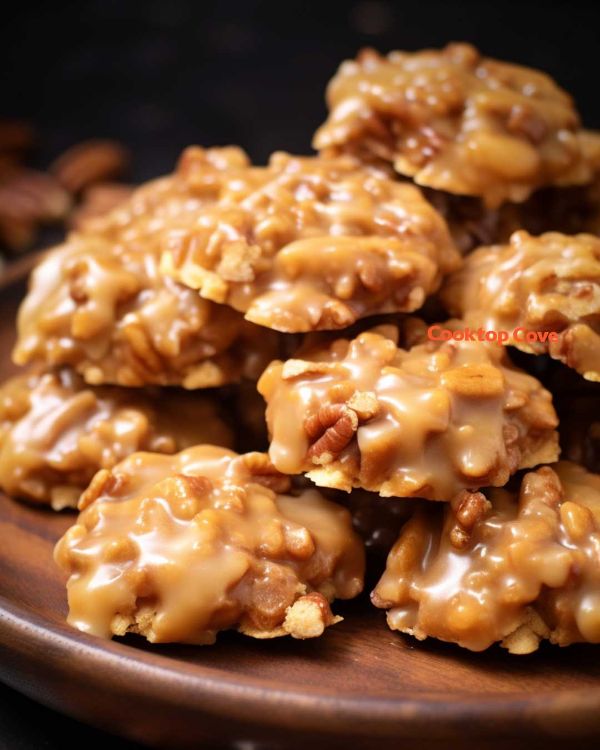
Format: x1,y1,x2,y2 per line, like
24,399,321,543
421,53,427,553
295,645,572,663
0,266,599,749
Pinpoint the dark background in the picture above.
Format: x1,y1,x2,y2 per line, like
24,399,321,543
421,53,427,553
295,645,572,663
1,0,600,182
0,0,599,747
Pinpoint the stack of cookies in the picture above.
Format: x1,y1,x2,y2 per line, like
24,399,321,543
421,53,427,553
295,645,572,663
3,43,600,653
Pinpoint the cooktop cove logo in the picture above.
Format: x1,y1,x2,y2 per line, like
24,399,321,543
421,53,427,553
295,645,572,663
427,325,560,345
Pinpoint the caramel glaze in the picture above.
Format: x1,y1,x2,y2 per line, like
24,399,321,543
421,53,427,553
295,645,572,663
161,148,460,332
0,369,232,509
54,446,365,644
315,43,597,207
13,147,281,388
258,323,559,500
373,462,600,653
442,231,600,381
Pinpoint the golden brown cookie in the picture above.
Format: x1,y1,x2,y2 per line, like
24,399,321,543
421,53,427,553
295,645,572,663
13,147,282,388
258,323,558,500
314,43,594,207
54,446,365,643
442,231,600,381
0,369,232,509
161,149,459,332
372,461,600,653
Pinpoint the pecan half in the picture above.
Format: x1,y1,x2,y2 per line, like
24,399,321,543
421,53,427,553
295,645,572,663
0,169,71,223
51,139,130,194
0,169,71,252
305,404,358,464
449,489,490,549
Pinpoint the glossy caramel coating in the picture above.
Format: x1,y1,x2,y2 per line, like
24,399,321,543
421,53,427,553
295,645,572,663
442,231,600,381
161,148,460,332
372,462,600,653
315,43,594,207
258,324,558,500
54,446,365,643
13,147,281,388
0,369,232,509
425,131,600,253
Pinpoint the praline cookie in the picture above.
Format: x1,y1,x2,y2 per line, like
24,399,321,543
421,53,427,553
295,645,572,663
54,446,365,643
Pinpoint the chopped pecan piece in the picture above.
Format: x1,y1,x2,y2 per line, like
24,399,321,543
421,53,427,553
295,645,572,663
240,452,291,493
441,363,504,397
449,490,490,548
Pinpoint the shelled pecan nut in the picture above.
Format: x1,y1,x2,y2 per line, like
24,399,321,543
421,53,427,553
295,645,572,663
305,404,359,464
51,139,131,194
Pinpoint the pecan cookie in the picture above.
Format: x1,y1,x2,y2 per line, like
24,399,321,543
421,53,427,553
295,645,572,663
442,231,600,381
13,236,279,388
161,148,460,332
372,462,600,652
13,147,282,387
314,43,595,207
0,369,232,509
54,446,365,643
258,323,558,500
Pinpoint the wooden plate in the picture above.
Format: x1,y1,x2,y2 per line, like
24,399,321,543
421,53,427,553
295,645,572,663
0,260,599,750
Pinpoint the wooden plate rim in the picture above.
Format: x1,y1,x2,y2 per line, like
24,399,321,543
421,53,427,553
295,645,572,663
2,595,600,738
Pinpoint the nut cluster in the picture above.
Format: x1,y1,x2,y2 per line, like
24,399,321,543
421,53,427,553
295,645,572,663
161,148,460,332
13,227,280,389
0,369,232,508
54,446,365,643
258,324,559,499
314,43,596,207
372,462,600,653
442,230,600,381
